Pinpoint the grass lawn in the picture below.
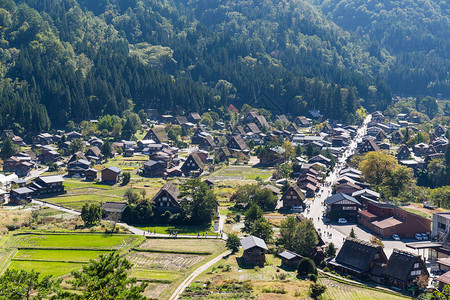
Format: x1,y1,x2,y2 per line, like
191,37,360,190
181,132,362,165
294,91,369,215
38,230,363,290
8,260,83,278
13,234,139,249
13,249,113,262
139,238,225,253
135,224,216,236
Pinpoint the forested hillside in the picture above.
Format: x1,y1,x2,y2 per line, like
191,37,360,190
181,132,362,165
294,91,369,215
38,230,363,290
311,0,450,96
0,0,446,133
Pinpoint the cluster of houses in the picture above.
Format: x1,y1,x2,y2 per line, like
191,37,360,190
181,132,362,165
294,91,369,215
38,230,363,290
8,175,65,204
358,111,448,174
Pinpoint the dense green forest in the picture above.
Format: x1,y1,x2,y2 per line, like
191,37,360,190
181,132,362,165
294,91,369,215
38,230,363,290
0,0,446,133
311,0,450,96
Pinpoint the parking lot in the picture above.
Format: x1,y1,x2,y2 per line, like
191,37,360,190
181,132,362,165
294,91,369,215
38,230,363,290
330,222,425,257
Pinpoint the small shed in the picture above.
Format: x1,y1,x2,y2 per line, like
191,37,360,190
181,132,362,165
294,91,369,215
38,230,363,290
102,202,127,219
85,168,98,181
241,235,268,266
101,167,122,184
279,250,303,269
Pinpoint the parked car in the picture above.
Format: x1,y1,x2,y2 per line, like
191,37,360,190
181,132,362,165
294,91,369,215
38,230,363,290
392,234,400,241
415,233,423,240
421,233,428,240
338,218,347,224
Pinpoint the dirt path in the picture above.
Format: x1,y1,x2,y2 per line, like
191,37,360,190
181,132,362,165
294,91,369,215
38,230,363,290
169,250,231,300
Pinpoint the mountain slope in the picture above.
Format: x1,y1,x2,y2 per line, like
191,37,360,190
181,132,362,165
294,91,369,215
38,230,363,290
0,0,396,133
311,0,450,96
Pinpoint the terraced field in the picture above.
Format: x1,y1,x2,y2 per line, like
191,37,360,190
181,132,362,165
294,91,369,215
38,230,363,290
14,249,112,262
8,260,83,278
139,238,225,253
1,234,226,300
127,251,206,271
13,234,138,249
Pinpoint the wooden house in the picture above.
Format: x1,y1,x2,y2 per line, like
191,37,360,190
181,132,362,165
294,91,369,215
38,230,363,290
328,238,388,281
294,116,310,127
325,193,361,221
188,112,201,123
102,202,127,219
152,182,183,213
101,167,122,184
142,160,167,177
67,159,90,177
359,138,380,154
241,235,268,266
227,135,249,152
281,183,306,210
382,249,429,289
181,153,205,176
9,187,34,204
85,168,98,181
279,250,303,269
85,146,103,163
396,144,411,160
215,147,232,163
144,127,169,144
30,175,65,195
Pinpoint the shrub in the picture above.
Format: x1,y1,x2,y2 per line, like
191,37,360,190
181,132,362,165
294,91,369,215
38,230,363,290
297,258,317,276
254,266,260,272
262,286,287,294
310,283,326,298
226,233,240,253
309,273,318,282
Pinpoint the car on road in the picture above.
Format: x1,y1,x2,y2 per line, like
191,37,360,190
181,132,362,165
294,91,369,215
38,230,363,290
415,233,423,240
338,218,347,224
421,233,428,240
392,234,400,241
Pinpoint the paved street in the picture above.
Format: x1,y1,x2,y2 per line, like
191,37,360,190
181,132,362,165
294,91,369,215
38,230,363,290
304,114,371,250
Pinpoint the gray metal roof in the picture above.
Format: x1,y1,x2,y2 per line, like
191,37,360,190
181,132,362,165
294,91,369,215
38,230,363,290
37,175,64,184
278,250,302,260
325,193,359,205
241,235,268,251
12,187,34,194
106,166,122,173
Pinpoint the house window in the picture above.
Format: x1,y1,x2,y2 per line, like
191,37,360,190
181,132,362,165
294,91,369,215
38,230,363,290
342,206,356,210
414,263,419,269
411,270,421,276
439,222,446,230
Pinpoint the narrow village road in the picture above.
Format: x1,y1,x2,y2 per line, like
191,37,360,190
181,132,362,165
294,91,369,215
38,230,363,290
169,250,232,300
24,167,49,181
304,114,371,249
31,199,81,215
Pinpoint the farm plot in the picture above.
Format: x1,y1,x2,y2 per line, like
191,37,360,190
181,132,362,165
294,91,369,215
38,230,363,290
139,238,225,254
130,269,180,281
127,251,206,271
320,277,409,300
143,283,171,299
135,224,216,236
210,165,272,181
8,260,83,278
13,249,112,262
13,234,139,249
